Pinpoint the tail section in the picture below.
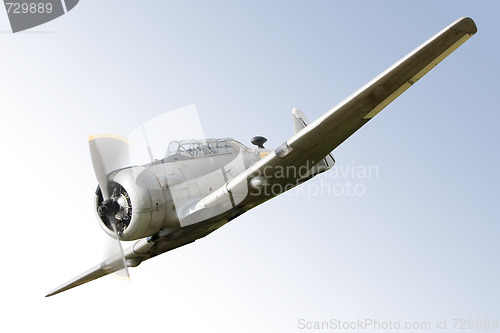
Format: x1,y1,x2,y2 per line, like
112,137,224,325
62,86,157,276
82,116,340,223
292,108,335,180
292,108,310,134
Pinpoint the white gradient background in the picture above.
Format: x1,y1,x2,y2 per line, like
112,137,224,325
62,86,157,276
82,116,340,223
1,1,498,332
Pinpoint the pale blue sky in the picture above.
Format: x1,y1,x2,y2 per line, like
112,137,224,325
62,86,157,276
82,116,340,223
1,1,498,332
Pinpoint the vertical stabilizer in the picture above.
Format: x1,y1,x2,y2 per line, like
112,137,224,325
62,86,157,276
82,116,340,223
292,108,310,134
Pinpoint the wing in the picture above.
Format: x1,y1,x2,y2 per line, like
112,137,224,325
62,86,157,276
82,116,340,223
288,17,477,161
46,240,148,297
46,222,221,297
195,17,477,210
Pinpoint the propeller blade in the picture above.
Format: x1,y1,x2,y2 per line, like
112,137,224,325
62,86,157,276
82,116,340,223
89,135,131,280
88,134,130,199
106,223,130,279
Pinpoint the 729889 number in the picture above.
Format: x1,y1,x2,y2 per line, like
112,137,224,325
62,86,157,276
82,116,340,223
452,319,498,330
5,2,53,14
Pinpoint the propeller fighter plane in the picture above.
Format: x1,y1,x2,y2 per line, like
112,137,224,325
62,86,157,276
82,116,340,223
47,17,477,296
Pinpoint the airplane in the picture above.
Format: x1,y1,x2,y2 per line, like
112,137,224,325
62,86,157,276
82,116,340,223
46,17,477,296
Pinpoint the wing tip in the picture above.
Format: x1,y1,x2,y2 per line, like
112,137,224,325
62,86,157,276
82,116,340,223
45,288,63,297
451,17,478,35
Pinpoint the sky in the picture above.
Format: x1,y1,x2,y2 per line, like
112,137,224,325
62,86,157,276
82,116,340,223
1,1,498,332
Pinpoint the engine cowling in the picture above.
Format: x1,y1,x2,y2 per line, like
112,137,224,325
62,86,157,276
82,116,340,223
94,167,180,241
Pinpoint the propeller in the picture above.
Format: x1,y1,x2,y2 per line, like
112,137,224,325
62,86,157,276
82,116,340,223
88,134,131,279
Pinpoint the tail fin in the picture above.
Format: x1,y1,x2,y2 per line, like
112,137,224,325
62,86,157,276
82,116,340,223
292,108,310,134
292,108,335,179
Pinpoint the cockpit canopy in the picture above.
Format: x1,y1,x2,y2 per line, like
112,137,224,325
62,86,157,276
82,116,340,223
165,138,249,159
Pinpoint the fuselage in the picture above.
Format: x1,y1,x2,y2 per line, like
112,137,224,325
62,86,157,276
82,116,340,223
95,138,268,241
